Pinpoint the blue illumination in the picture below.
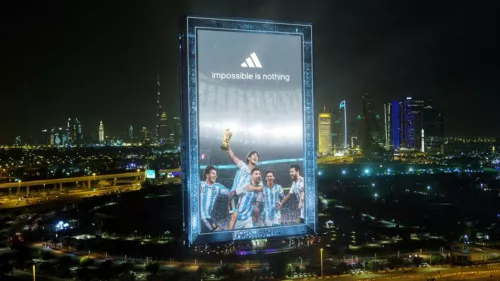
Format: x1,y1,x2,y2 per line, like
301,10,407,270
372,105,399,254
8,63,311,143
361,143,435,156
391,100,400,149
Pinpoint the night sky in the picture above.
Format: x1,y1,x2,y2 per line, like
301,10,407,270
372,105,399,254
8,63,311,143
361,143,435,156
1,0,498,142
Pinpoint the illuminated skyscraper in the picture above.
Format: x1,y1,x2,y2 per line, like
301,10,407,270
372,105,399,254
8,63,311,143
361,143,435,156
159,112,169,143
385,97,438,152
155,75,161,139
360,94,385,156
67,118,83,145
423,105,444,154
128,125,134,141
318,108,332,155
339,101,347,148
99,121,104,143
173,116,181,148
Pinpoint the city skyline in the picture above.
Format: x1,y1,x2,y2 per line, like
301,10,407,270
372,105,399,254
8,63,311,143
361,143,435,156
1,1,498,142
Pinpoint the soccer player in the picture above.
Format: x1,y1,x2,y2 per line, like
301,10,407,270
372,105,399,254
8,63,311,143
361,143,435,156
260,171,285,227
277,164,305,224
226,143,261,230
200,166,230,233
230,167,264,229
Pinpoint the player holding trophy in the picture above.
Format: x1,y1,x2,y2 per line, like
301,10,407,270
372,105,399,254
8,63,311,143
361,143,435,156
222,129,262,230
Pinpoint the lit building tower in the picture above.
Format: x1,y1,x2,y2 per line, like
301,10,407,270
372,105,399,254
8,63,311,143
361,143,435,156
67,118,83,145
339,100,347,148
75,118,82,144
128,125,134,142
423,104,444,154
98,121,104,143
318,106,332,156
384,100,401,151
173,116,181,148
67,118,72,143
155,74,162,140
402,97,426,151
159,112,169,143
360,94,385,156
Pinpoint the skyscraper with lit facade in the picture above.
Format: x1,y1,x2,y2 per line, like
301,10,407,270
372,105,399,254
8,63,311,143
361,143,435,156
155,75,162,140
159,112,169,143
360,94,385,156
384,97,442,153
318,109,332,155
173,116,181,148
99,121,104,143
67,117,83,145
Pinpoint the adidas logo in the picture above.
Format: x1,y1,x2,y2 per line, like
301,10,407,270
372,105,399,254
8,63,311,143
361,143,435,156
240,52,263,68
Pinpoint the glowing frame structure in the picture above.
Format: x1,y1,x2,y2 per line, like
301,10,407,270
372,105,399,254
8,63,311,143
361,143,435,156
180,16,316,246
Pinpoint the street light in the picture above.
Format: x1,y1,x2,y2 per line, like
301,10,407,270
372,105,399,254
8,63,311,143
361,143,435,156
320,248,324,277
33,264,36,281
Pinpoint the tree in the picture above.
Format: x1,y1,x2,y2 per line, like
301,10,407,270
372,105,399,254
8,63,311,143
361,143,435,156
56,256,72,278
98,260,113,280
80,256,94,267
431,254,445,265
196,265,208,277
218,264,234,277
119,262,134,274
0,256,14,276
39,249,51,260
145,262,160,275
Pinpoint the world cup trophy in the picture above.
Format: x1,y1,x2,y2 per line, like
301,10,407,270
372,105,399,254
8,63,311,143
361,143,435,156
221,129,232,150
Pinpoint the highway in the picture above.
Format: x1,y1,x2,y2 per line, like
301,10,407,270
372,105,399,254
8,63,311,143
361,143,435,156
0,168,180,190
0,183,141,209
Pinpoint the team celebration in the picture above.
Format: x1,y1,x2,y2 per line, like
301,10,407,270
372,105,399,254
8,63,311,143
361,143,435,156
199,129,305,233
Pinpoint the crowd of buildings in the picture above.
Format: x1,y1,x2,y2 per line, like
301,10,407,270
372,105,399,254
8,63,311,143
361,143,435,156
14,76,182,148
318,94,445,157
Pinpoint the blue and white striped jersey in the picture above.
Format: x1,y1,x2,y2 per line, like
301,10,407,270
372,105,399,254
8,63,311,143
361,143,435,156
235,184,264,220
261,184,284,221
200,181,229,220
289,176,304,201
230,160,251,192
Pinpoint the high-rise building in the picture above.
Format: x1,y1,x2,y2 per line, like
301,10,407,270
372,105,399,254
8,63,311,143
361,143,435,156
128,125,134,142
141,127,149,141
49,128,55,146
155,75,162,139
67,118,83,145
384,100,401,150
385,97,439,152
99,121,104,143
331,101,347,149
339,101,347,148
318,108,332,156
422,105,444,154
360,94,385,156
173,116,181,148
159,112,169,143
331,108,344,150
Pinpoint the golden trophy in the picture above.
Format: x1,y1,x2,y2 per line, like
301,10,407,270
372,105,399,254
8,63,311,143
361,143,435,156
221,129,232,150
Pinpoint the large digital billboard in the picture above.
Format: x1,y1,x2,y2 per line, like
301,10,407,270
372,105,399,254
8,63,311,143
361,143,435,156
180,16,316,245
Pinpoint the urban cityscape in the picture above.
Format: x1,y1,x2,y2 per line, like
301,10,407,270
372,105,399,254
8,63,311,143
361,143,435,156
1,1,499,281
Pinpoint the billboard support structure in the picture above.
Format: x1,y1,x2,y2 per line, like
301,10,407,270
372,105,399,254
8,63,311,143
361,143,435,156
180,16,316,246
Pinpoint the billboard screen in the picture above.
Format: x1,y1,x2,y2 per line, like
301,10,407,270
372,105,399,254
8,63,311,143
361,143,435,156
180,16,316,245
146,170,155,179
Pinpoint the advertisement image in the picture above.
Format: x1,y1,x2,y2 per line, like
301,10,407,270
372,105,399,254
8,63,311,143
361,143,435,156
197,29,304,233
181,17,315,245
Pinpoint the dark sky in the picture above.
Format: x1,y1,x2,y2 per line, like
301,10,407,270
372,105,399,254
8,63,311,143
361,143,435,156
1,0,498,142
